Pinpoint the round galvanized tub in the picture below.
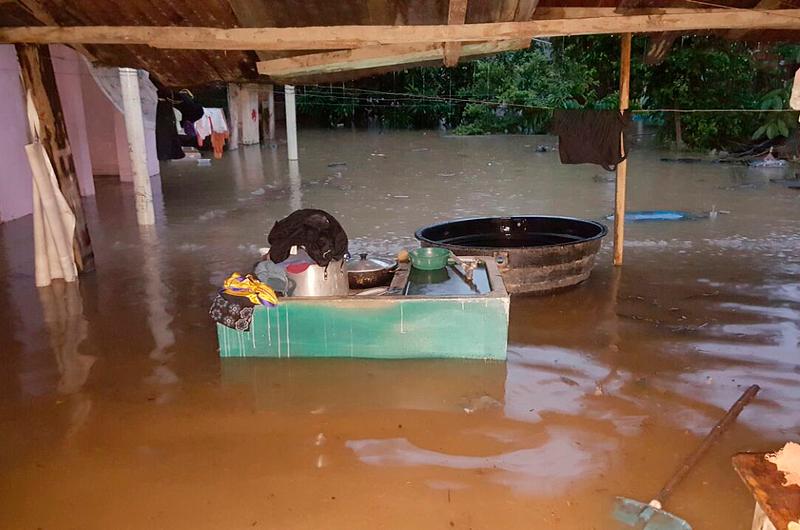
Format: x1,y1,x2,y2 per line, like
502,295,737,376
415,216,607,294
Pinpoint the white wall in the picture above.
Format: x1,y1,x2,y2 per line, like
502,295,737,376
1,44,161,225
0,45,34,223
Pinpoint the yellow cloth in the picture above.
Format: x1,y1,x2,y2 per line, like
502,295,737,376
222,273,278,306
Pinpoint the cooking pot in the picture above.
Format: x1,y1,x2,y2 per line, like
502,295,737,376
284,256,349,297
347,253,397,289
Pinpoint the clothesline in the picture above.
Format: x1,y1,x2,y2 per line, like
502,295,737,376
280,88,799,113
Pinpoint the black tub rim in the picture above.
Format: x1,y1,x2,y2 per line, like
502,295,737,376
414,215,609,251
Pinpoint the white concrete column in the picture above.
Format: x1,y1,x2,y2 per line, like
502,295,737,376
119,67,154,226
240,84,260,145
285,84,298,161
289,159,302,211
226,83,240,150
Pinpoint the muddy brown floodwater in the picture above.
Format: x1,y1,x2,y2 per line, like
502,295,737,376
1,129,799,529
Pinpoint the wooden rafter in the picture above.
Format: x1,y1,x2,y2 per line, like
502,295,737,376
3,9,800,50
14,0,97,61
258,40,530,79
443,0,468,67
225,0,275,61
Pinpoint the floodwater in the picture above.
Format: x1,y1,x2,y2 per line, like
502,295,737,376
1,129,799,529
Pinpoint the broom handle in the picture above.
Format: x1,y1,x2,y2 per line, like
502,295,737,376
653,384,760,506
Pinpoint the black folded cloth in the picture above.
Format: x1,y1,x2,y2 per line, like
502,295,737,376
267,209,348,268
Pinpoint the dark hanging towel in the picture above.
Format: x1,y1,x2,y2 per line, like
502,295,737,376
552,109,631,171
174,91,204,123
267,209,348,267
155,98,185,161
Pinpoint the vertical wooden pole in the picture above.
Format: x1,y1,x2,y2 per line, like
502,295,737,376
285,84,298,161
16,44,95,273
266,84,275,142
227,83,240,150
613,33,632,267
119,67,155,226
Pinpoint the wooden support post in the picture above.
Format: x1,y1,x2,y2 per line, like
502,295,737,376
227,83,240,150
613,33,632,267
119,67,155,226
285,84,298,161
15,44,94,273
443,0,469,67
266,84,275,142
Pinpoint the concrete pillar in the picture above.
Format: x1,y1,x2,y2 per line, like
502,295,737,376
226,83,240,150
288,159,302,211
113,112,133,182
240,84,260,145
119,68,154,226
285,84,298,161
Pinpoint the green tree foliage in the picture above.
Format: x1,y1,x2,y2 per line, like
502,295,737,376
295,35,799,150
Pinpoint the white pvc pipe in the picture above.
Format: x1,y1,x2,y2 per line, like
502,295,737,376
119,67,155,226
285,84,298,161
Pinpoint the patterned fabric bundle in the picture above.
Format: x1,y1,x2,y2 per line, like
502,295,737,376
210,273,278,331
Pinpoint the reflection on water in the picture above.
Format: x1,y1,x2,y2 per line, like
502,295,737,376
0,130,799,529
37,282,93,395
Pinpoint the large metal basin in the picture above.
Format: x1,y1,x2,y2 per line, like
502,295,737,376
415,216,607,294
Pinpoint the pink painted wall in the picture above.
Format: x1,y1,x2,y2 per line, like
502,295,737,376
79,60,159,180
0,44,161,225
51,45,95,197
0,45,34,223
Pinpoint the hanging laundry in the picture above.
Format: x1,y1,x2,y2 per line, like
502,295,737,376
210,131,229,159
267,209,349,268
552,110,631,171
210,273,278,331
155,98,185,161
25,90,78,286
174,90,204,123
194,108,229,145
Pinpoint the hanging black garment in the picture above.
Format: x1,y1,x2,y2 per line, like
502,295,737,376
267,209,348,267
155,99,185,161
552,110,631,171
174,92,204,123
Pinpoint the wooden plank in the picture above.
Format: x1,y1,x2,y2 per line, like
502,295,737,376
258,40,529,78
443,0,468,67
226,0,276,61
733,452,800,530
4,9,800,50
613,33,631,267
16,44,94,273
14,0,97,61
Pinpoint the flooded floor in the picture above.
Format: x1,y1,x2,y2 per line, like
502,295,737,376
1,129,799,529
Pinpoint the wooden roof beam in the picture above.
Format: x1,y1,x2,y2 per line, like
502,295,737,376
3,9,800,50
443,0,468,67
258,39,530,79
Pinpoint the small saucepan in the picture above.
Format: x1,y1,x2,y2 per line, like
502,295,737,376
347,253,397,289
